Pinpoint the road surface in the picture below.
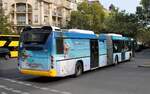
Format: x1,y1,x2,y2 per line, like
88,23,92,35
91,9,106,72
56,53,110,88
0,49,150,94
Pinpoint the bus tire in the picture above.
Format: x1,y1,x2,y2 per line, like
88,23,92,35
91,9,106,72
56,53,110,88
114,56,118,65
74,62,83,77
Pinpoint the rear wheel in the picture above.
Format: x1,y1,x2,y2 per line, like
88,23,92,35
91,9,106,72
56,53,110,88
74,62,83,77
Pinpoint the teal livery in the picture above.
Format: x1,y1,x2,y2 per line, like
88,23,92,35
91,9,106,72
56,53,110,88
18,26,133,77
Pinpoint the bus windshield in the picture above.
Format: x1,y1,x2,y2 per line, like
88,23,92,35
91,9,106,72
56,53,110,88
22,29,50,45
23,32,50,45
21,29,51,50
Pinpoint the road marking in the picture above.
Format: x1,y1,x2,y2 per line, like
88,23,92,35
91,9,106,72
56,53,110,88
1,92,7,94
0,77,72,94
0,85,30,94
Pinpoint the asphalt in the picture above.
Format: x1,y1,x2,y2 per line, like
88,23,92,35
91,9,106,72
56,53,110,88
0,49,150,94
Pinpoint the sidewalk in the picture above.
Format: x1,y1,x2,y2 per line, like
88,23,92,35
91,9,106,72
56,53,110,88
138,63,150,68
135,49,150,68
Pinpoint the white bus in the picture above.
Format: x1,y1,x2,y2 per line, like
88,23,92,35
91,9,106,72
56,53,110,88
18,26,133,77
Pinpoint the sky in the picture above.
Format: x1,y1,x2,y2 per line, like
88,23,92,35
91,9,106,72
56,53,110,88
100,0,141,13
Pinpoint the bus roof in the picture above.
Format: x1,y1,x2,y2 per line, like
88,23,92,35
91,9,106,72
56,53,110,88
99,34,129,41
68,29,94,34
54,32,97,39
106,33,122,37
112,36,129,40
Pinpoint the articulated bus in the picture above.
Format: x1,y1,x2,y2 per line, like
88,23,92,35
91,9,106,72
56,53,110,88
99,34,133,65
18,26,133,77
0,35,19,59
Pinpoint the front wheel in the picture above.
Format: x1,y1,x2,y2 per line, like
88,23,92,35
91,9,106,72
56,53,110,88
74,62,83,77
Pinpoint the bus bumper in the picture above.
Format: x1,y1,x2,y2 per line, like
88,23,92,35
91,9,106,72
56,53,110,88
20,69,57,77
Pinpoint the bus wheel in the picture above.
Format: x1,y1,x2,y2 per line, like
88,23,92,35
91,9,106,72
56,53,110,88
114,56,118,65
74,62,83,77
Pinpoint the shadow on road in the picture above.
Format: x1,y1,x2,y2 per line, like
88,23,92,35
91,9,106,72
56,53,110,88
25,76,71,83
24,65,116,84
1,49,150,84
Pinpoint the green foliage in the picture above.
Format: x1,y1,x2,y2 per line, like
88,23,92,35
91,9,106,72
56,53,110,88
104,9,141,37
136,28,150,44
137,0,150,26
68,1,147,42
68,1,105,33
141,0,150,11
0,14,12,34
134,0,150,45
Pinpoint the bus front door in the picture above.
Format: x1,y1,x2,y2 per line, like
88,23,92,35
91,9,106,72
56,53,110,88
90,39,99,69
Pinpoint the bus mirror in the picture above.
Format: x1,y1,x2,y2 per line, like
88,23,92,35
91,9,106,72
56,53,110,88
41,26,52,31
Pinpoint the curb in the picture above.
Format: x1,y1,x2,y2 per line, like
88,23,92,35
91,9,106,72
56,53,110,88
138,64,150,68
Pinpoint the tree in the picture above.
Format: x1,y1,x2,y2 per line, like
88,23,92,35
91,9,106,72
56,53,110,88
0,6,12,34
136,28,150,45
109,4,116,11
134,0,150,45
140,0,150,26
68,1,105,33
89,2,105,33
141,0,150,11
104,7,141,37
0,14,12,34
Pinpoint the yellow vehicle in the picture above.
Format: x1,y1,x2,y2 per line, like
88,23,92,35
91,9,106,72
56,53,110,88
0,35,19,59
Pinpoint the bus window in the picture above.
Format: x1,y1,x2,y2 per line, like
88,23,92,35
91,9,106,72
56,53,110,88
23,32,50,45
123,41,129,51
113,43,118,52
113,40,122,53
56,38,64,54
127,41,132,51
21,29,50,50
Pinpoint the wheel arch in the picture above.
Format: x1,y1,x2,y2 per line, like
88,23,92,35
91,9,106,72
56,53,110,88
76,60,84,72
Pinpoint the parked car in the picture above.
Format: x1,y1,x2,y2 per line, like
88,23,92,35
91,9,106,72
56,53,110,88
0,48,10,59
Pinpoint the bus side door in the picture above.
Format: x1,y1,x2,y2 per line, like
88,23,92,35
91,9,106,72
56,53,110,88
90,39,99,69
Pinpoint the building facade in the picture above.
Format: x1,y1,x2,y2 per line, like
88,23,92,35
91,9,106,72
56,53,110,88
1,0,79,33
